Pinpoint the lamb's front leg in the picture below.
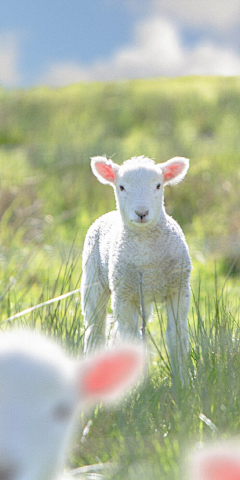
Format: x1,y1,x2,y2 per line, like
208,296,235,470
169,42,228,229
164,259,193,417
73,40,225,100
112,293,153,343
166,284,190,385
112,294,142,342
83,279,110,354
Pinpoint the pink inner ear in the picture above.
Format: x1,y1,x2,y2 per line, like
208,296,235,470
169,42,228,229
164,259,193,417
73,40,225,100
96,162,116,182
82,352,139,396
201,457,240,480
163,162,184,181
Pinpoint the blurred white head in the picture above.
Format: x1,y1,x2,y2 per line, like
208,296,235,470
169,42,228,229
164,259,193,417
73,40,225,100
0,330,145,480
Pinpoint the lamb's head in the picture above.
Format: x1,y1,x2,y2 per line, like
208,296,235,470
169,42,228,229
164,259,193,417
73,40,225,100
91,155,189,228
0,330,144,480
0,333,75,480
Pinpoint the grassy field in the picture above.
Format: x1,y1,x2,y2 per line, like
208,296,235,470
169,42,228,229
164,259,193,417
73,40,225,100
0,76,240,479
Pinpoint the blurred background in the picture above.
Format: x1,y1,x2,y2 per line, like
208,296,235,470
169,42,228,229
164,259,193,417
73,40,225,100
1,0,240,87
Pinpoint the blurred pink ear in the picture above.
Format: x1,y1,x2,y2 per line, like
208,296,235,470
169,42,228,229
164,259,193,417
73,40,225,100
188,445,240,480
78,345,145,404
91,156,119,185
201,456,240,480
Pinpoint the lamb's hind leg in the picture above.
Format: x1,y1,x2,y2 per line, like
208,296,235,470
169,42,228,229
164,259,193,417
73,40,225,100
166,284,190,384
81,269,110,354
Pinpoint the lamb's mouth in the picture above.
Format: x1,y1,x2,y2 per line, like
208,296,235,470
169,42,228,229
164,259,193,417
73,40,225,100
131,218,151,226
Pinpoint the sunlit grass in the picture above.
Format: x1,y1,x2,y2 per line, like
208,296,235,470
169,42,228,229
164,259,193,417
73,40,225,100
0,76,240,478
1,240,239,479
74,268,240,480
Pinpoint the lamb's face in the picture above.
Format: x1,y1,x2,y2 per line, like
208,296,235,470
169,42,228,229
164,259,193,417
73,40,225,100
91,155,189,230
0,337,77,480
115,162,164,228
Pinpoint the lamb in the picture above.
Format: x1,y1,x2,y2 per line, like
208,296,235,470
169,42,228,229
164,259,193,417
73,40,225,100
0,329,144,480
81,155,191,382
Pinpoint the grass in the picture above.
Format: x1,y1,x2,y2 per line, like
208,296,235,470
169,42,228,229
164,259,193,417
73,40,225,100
71,270,240,480
1,242,84,353
1,246,240,480
0,76,240,478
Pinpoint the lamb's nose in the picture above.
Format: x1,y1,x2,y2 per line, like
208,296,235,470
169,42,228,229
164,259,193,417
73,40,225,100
135,210,149,220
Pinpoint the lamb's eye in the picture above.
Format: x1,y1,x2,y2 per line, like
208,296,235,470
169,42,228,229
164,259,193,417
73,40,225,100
119,185,125,191
156,183,161,190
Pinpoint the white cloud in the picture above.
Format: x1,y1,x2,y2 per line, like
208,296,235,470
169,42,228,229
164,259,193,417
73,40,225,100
186,42,240,76
0,32,21,87
40,16,240,87
149,0,240,30
111,0,240,30
112,18,184,77
41,62,90,86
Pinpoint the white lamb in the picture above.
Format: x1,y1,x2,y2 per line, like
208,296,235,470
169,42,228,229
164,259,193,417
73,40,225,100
81,155,191,382
0,329,144,480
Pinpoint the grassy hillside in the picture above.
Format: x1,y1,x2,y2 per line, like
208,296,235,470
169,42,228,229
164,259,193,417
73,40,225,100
1,77,239,304
1,76,239,237
0,76,240,479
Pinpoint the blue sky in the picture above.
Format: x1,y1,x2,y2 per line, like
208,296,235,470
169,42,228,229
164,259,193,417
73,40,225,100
1,0,240,88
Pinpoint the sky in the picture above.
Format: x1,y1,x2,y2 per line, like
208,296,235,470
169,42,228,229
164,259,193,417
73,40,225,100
1,0,240,88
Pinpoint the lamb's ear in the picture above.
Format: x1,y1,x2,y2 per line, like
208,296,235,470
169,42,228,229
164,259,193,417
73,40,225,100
187,446,240,480
77,344,145,404
199,456,240,480
91,156,119,185
160,157,189,186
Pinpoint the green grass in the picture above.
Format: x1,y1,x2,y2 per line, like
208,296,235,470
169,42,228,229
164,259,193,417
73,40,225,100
0,76,240,478
1,246,239,479
66,269,240,480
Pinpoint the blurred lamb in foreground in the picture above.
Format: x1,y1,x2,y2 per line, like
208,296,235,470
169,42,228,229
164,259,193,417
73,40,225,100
81,155,191,382
0,329,145,480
